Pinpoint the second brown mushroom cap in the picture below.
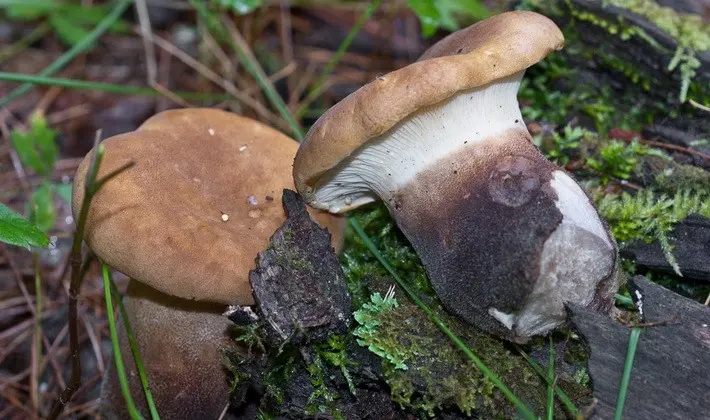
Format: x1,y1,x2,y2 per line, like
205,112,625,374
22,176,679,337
73,108,344,417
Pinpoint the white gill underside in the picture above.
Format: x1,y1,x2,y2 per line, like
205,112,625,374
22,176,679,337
313,72,527,213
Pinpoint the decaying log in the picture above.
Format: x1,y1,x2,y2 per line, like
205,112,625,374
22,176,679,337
622,214,710,282
568,276,710,420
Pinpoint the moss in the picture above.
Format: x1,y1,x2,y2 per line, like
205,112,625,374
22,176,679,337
567,3,660,47
315,335,357,395
340,204,434,308
597,52,653,91
305,357,344,419
586,140,669,183
595,188,710,275
352,291,581,417
649,158,710,193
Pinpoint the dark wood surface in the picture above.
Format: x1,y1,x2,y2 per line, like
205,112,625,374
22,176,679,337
568,276,710,419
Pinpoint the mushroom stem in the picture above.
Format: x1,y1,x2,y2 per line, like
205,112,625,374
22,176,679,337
388,135,617,340
100,280,232,419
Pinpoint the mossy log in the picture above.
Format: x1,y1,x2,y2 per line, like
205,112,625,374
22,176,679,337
555,0,708,98
622,214,710,281
526,0,710,134
568,276,710,419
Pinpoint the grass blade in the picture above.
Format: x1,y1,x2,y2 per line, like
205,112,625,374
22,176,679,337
614,327,642,420
0,72,231,101
189,0,304,140
546,336,554,420
109,279,161,419
517,348,580,417
295,0,382,118
348,217,537,420
102,262,144,420
0,0,133,108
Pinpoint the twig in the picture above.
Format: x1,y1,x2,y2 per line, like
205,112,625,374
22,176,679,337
221,13,304,139
189,0,303,139
134,0,158,85
80,313,105,374
629,316,680,328
0,22,51,64
640,139,710,161
689,99,710,113
31,253,42,415
147,32,286,129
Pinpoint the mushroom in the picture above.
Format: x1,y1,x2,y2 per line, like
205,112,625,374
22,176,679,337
293,11,619,341
72,108,344,418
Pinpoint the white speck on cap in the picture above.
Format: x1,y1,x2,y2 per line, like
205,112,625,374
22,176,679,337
208,128,215,136
221,213,229,222
247,196,258,205
239,145,248,152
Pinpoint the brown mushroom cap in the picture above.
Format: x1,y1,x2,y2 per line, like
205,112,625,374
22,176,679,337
293,11,564,201
73,108,343,305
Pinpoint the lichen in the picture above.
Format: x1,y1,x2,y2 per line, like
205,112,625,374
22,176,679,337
652,161,710,193
602,0,710,52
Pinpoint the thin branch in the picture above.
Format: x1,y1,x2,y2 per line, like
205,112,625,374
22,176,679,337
48,131,134,419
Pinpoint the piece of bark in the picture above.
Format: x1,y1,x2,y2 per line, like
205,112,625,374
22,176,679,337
249,189,352,348
568,276,710,420
621,214,710,282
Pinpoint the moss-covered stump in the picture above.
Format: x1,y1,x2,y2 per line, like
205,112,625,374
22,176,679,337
518,0,710,135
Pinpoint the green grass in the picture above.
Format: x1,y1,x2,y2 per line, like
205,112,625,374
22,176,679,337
546,337,555,420
295,0,383,118
102,262,143,420
0,72,233,101
189,0,304,140
517,347,581,418
109,279,161,419
0,0,134,108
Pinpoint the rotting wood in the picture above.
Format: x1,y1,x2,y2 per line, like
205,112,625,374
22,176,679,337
568,275,710,420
